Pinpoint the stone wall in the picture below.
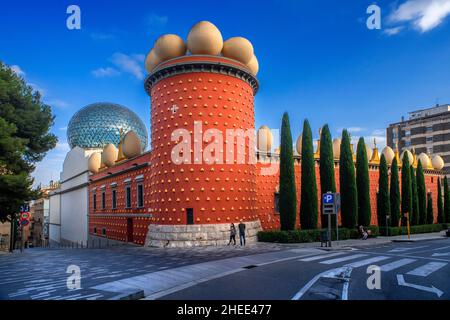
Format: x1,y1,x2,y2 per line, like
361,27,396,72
145,220,262,248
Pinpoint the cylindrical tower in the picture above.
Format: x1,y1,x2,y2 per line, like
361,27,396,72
144,55,261,246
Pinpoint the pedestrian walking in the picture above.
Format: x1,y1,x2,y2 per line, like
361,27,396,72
228,223,236,245
238,220,246,246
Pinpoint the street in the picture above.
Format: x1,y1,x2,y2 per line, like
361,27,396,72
0,238,449,300
161,239,450,300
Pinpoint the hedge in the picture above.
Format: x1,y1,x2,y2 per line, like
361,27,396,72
257,226,379,243
379,223,448,236
257,224,448,243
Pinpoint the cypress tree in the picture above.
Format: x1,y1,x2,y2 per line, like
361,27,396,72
390,158,400,227
339,130,358,228
279,112,297,230
444,177,450,224
319,124,336,228
300,119,318,229
377,154,390,228
410,166,420,226
416,160,427,225
437,178,444,223
356,138,371,226
401,154,412,225
427,192,434,224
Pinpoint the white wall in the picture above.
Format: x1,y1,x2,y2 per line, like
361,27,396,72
49,190,61,243
49,147,100,243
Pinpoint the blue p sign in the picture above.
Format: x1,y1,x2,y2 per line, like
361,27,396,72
323,193,334,204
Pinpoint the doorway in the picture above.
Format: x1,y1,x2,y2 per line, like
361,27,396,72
186,208,194,225
126,218,133,243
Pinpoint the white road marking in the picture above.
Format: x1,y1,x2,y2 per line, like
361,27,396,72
379,258,417,272
431,252,450,257
407,262,447,277
388,246,428,253
320,254,367,265
299,252,347,262
344,256,390,268
397,275,443,297
291,266,353,300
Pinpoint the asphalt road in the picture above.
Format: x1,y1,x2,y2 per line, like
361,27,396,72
161,239,450,300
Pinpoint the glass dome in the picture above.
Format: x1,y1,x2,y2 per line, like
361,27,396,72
67,102,148,150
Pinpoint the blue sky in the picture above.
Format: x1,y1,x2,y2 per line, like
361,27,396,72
1,0,450,186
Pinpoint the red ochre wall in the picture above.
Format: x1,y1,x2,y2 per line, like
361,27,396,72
256,160,441,231
148,59,258,226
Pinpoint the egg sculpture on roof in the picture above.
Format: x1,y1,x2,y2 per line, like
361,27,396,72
296,135,302,155
246,55,259,76
400,150,414,165
332,138,341,159
102,143,118,167
187,21,223,55
382,146,395,165
432,155,444,170
122,130,142,158
365,144,373,161
222,37,254,65
145,48,163,73
154,34,186,61
417,153,430,168
257,125,273,153
88,152,102,173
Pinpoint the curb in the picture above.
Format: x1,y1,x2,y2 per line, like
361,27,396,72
391,236,447,243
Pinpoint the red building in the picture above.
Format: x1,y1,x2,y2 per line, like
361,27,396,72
87,22,444,247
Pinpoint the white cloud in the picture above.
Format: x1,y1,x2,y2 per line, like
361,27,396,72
91,67,121,78
388,0,450,33
146,13,168,33
58,126,67,131
55,142,70,152
110,52,145,80
10,65,26,77
90,32,115,40
384,26,404,35
45,98,69,109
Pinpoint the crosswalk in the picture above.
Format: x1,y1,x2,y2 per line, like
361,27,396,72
298,251,449,278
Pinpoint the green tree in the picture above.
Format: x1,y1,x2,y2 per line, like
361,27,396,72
0,62,57,225
356,138,371,226
401,154,412,225
427,192,434,224
339,130,358,228
300,119,318,229
416,160,427,225
279,112,296,230
377,154,390,227
444,177,450,224
410,166,420,226
390,158,400,227
319,124,335,228
437,177,444,223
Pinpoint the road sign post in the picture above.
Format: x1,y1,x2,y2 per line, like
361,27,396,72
322,192,339,247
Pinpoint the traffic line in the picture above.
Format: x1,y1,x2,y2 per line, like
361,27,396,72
344,256,390,268
379,258,417,272
407,262,447,277
298,252,347,262
388,246,428,253
320,254,368,265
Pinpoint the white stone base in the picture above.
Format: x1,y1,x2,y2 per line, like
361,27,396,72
145,220,262,248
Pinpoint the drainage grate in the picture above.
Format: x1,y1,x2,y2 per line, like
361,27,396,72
243,265,258,269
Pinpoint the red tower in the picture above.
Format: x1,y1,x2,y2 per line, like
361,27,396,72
144,55,261,246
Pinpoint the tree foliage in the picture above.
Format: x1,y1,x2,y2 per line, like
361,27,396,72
401,154,412,225
356,138,371,226
279,112,297,230
319,124,335,228
0,62,57,222
339,130,358,228
444,177,450,224
427,192,434,224
377,154,390,227
416,160,427,225
300,119,318,229
437,177,444,223
390,158,400,227
410,166,420,226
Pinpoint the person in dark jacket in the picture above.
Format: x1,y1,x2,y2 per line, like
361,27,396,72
238,220,246,246
228,223,236,245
